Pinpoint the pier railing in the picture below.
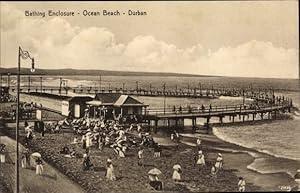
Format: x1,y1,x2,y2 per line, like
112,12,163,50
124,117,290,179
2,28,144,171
145,101,291,118
6,85,277,99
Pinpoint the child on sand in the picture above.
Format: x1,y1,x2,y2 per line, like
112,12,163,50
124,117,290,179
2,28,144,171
106,158,116,181
238,177,246,192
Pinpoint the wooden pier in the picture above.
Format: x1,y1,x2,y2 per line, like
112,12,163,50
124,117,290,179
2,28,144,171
143,100,293,132
3,84,294,132
7,85,276,100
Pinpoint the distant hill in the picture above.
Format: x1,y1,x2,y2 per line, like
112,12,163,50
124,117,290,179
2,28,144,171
0,67,218,77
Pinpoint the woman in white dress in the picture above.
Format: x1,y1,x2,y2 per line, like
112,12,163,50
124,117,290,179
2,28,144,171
35,158,43,175
172,165,182,182
106,159,116,181
196,151,206,169
215,153,223,171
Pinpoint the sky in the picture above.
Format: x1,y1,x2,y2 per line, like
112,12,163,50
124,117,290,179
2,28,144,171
0,1,299,79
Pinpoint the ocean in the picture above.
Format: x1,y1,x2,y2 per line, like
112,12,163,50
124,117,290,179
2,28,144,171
6,75,300,185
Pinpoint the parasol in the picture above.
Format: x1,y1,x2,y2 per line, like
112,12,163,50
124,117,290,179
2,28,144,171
148,168,162,176
173,164,181,170
31,152,41,158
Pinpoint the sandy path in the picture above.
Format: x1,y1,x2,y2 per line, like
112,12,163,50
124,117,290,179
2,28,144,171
0,136,86,193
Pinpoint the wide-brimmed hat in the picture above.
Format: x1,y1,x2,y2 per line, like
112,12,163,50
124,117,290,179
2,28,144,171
107,158,112,163
218,153,222,157
198,150,203,154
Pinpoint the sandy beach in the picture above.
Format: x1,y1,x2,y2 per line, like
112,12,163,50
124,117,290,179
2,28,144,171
0,123,262,193
1,117,298,192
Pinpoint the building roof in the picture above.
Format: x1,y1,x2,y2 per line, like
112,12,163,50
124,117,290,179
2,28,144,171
94,93,122,105
114,95,128,106
93,93,147,107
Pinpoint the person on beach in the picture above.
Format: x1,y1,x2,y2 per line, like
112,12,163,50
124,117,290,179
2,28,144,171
148,174,163,190
210,165,217,181
59,145,70,155
106,158,116,181
215,153,223,171
170,133,175,141
196,137,202,149
82,153,93,171
293,169,300,191
64,148,76,158
138,147,144,167
154,143,161,158
238,177,246,192
21,154,27,168
174,130,180,143
0,144,6,163
172,164,182,182
24,120,28,128
81,135,87,149
23,148,30,166
196,150,205,169
71,136,79,144
98,134,104,151
35,158,43,175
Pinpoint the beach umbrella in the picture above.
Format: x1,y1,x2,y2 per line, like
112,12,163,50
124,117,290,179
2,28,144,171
173,164,181,171
31,152,41,158
148,168,162,176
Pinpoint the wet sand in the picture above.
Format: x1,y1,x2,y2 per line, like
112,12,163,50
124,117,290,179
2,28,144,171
178,130,298,191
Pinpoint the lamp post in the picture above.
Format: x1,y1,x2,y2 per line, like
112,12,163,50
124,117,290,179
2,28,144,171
163,83,166,114
7,72,11,88
16,46,35,193
40,76,43,92
99,75,101,91
136,81,139,91
28,76,31,91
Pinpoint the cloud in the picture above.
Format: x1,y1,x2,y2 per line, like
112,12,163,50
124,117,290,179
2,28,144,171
1,3,298,79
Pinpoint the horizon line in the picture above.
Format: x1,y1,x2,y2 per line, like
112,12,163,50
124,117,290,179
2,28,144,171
0,67,299,80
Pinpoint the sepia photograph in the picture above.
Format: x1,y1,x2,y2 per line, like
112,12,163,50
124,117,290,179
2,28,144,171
0,1,299,193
